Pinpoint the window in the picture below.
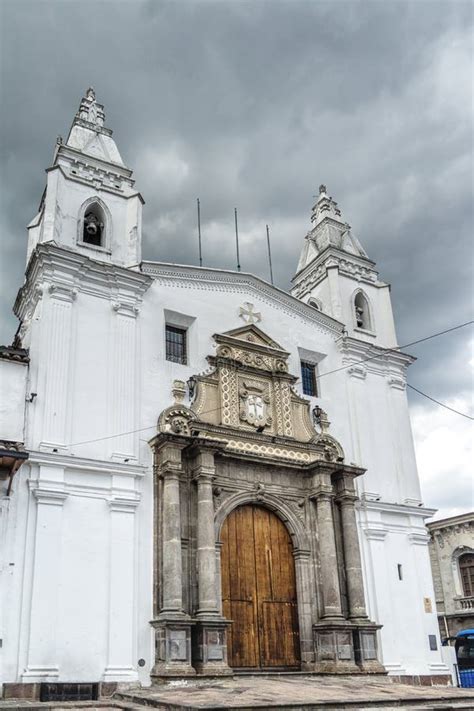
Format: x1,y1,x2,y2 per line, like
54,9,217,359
82,202,105,246
354,291,372,331
460,553,474,597
397,564,403,580
308,298,322,312
301,361,317,397
166,325,187,365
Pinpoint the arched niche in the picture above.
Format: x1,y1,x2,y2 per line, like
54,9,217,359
77,196,112,251
352,289,374,333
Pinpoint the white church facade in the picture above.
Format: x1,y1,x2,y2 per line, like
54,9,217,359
0,89,449,690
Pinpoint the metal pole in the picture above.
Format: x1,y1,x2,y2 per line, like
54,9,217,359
234,208,241,272
197,198,203,267
266,224,274,285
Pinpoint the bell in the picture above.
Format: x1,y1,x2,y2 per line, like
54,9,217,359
86,222,98,235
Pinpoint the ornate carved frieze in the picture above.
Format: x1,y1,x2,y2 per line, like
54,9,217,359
154,325,347,467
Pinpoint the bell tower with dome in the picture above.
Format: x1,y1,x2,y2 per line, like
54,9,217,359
26,87,143,268
292,185,398,349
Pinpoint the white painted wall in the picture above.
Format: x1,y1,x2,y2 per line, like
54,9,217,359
0,250,446,684
0,360,27,442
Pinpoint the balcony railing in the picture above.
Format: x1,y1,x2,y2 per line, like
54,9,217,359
459,596,474,610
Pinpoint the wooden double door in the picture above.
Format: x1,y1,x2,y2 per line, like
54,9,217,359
221,505,301,669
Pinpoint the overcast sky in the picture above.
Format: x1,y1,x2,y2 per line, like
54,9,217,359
0,0,472,519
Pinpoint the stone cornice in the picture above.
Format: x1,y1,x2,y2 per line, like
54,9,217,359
14,243,152,321
291,246,380,298
56,143,133,178
426,512,474,532
27,449,147,477
141,261,345,337
360,498,437,519
339,335,416,377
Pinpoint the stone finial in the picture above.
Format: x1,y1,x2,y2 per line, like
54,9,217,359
76,86,105,128
172,380,186,404
319,184,327,194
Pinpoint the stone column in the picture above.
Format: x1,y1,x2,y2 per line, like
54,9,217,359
194,451,219,617
313,490,343,619
311,468,359,673
161,468,184,614
191,446,231,675
151,440,195,678
338,495,368,620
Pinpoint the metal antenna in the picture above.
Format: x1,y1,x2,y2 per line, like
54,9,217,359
197,198,203,267
234,208,241,272
266,224,274,285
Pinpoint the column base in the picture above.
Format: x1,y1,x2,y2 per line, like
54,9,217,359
313,620,385,674
192,616,233,675
150,616,196,678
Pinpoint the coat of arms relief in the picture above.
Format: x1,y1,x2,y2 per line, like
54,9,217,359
239,381,272,429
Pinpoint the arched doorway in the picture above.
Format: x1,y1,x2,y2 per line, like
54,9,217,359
221,504,301,669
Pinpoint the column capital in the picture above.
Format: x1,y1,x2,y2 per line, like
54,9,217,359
309,487,334,502
336,493,358,507
32,487,68,506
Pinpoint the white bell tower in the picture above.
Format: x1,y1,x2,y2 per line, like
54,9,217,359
26,87,143,268
292,185,398,348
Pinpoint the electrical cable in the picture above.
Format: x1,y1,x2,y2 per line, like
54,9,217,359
406,384,473,421
315,320,473,381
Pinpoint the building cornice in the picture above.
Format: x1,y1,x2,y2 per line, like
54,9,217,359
27,449,148,477
359,498,437,519
427,512,474,532
14,243,152,321
291,245,380,299
339,335,416,377
141,261,345,337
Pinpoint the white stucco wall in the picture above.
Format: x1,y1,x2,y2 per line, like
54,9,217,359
0,359,27,442
0,248,446,685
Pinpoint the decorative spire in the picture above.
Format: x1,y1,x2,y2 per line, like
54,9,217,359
311,185,342,227
295,184,369,273
76,87,105,129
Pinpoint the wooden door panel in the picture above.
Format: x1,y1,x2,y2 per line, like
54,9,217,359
221,504,300,669
226,600,259,668
260,601,300,667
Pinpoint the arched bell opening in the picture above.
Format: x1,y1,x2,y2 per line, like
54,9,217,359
77,197,111,250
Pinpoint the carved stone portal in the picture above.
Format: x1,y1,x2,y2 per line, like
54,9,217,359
149,324,384,677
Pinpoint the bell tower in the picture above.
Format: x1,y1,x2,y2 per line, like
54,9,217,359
291,185,398,348
26,87,143,268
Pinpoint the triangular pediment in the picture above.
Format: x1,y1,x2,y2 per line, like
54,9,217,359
217,324,285,352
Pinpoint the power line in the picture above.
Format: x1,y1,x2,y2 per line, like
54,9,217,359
67,319,473,446
407,384,473,421
68,404,224,447
316,320,473,381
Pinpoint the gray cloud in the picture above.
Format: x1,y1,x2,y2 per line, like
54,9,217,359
1,0,472,516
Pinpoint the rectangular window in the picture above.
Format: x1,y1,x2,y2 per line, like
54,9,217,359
165,325,187,365
301,361,317,397
397,564,403,580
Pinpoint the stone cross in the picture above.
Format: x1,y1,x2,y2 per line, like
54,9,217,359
239,302,262,324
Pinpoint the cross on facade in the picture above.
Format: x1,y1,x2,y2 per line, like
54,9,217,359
239,302,262,324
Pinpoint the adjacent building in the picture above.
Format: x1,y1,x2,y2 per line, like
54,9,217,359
0,89,449,691
428,513,474,640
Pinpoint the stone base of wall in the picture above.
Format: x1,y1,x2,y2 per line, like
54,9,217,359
388,674,452,686
2,681,118,701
